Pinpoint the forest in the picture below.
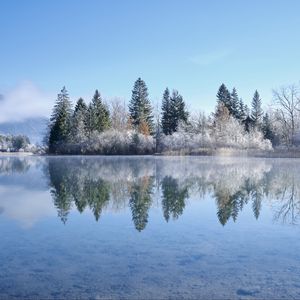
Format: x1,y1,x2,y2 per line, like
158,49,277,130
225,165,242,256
46,78,300,155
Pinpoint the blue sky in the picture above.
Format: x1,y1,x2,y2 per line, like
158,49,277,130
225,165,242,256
0,0,300,120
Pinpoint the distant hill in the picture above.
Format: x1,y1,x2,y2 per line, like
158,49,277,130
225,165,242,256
0,117,48,145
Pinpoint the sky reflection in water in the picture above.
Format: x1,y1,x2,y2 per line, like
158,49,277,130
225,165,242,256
0,156,300,299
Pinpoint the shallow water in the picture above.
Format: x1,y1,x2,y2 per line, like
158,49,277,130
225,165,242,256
0,155,300,299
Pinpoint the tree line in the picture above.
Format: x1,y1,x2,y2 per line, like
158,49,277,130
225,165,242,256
47,78,300,154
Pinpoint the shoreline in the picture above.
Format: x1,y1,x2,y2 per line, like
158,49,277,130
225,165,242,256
2,148,300,158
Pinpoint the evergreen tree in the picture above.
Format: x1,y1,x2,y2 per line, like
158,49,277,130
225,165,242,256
84,103,94,138
251,90,263,128
216,83,232,113
161,88,172,135
238,98,247,121
71,98,88,142
128,78,154,135
48,86,73,153
74,97,87,114
243,115,254,132
169,90,189,133
230,88,240,119
262,113,275,144
90,90,110,133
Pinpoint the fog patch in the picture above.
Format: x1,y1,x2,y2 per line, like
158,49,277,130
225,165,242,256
0,81,54,123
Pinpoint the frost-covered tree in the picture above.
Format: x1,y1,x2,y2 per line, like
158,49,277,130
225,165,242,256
90,90,110,133
12,135,30,150
251,90,263,129
169,89,189,133
237,98,247,121
110,98,128,131
243,115,254,132
48,86,73,153
71,98,88,142
128,78,154,135
189,111,209,135
161,88,173,135
262,113,275,145
230,88,240,119
217,84,232,114
84,103,94,138
272,84,300,146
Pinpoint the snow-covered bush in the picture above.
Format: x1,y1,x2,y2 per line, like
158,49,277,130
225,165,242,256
0,134,32,152
159,116,272,153
64,129,155,155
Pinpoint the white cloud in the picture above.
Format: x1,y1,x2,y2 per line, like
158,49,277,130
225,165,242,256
0,186,56,228
0,81,54,123
189,49,233,66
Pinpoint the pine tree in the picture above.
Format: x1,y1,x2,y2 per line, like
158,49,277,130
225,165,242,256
48,86,73,153
230,88,240,119
161,88,172,135
238,98,247,121
90,90,110,133
169,90,189,133
216,83,232,113
251,90,263,129
71,98,88,142
74,97,87,114
84,103,94,138
243,115,254,132
262,113,275,144
128,78,154,135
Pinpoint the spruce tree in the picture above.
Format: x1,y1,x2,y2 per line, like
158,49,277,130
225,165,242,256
84,103,94,138
230,88,240,119
262,113,275,144
238,98,247,121
128,78,154,135
216,83,231,113
243,115,254,132
161,88,172,135
169,89,189,133
71,98,88,142
90,90,110,133
48,86,73,153
251,90,263,128
74,97,87,114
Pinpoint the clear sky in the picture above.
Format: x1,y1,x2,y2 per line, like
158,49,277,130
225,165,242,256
0,0,300,121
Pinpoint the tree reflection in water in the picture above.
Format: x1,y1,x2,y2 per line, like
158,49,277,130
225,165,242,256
1,156,300,230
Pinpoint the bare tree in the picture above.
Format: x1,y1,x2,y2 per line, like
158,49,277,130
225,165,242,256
109,97,128,131
189,111,208,135
272,84,300,145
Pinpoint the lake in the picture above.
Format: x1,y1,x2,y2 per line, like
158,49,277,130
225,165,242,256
0,155,300,299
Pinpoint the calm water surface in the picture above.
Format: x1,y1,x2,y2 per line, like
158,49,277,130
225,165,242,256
0,155,300,299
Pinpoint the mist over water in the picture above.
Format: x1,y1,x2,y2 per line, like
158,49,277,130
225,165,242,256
0,156,300,299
